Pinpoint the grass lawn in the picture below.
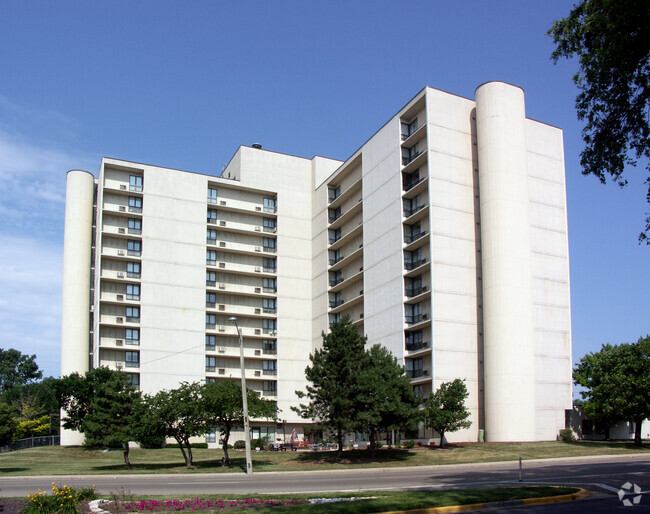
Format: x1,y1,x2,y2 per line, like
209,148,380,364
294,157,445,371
0,440,647,476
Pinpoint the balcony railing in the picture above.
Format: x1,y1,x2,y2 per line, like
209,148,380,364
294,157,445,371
407,369,428,379
263,308,277,313
404,204,426,218
329,234,342,244
403,175,424,191
406,340,429,352
405,285,428,298
405,258,427,271
263,247,277,253
263,226,277,233
263,369,277,376
329,256,344,265
329,277,344,287
402,150,422,166
404,231,426,244
263,348,277,355
406,313,428,324
329,299,345,308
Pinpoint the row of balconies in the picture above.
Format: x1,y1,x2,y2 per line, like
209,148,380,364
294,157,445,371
205,196,277,216
206,260,276,276
207,217,277,238
206,238,276,255
206,281,275,297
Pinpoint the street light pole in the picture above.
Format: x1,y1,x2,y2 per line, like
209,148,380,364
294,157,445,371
229,316,253,475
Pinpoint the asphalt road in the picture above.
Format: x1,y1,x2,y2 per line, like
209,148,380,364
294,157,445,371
1,454,648,510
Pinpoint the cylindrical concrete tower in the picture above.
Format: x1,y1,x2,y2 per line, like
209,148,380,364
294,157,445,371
475,82,536,442
60,170,94,445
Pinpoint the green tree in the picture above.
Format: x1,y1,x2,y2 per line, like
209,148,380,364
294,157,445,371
0,402,18,446
0,348,42,393
16,415,51,439
423,379,472,447
293,316,366,458
354,345,421,459
58,367,141,467
574,336,650,446
142,382,205,468
202,380,277,466
548,1,650,242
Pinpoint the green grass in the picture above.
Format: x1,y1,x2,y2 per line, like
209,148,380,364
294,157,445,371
101,487,581,513
0,440,647,476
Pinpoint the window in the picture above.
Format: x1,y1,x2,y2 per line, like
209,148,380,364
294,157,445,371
404,222,422,244
263,360,277,375
128,196,142,213
401,117,418,140
328,185,340,202
406,357,423,378
128,218,142,235
127,262,141,278
206,356,217,372
207,229,217,244
329,270,343,286
125,351,139,368
125,328,140,345
329,313,341,325
207,187,218,203
405,276,423,297
129,175,143,192
263,298,276,313
205,428,217,443
206,250,217,265
126,373,140,388
127,240,141,256
263,197,276,213
263,238,276,253
329,292,343,308
263,257,276,272
250,426,275,439
206,377,216,384
263,381,277,392
413,384,424,399
402,143,421,165
206,292,216,307
126,306,140,323
403,196,423,217
405,302,423,324
207,209,217,222
263,218,276,232
402,169,421,191
126,284,140,300
263,339,276,354
206,335,216,350
262,319,276,334
206,314,217,329
404,249,424,270
328,228,341,244
329,249,342,265
263,277,276,293
328,207,341,223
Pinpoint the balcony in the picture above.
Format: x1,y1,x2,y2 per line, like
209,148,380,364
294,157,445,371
263,369,277,376
263,348,277,355
206,261,276,277
405,285,429,298
404,258,428,271
403,203,427,218
402,150,422,166
406,340,429,352
403,174,425,192
207,239,272,257
327,202,362,231
329,299,345,309
206,282,276,298
328,224,363,251
406,313,429,325
327,177,362,210
329,255,344,266
407,369,429,379
328,269,363,293
329,293,363,314
404,231,427,244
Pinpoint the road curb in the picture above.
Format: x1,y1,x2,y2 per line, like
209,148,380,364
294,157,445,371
380,488,589,514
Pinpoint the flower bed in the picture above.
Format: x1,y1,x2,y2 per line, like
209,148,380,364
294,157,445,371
103,497,305,512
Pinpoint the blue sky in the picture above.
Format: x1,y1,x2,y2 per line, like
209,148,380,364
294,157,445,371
0,1,647,379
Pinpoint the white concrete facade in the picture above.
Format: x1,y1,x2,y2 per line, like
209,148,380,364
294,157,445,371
61,82,572,445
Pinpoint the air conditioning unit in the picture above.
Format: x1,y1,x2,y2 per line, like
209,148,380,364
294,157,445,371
219,262,226,268
422,313,429,320
422,285,428,292
117,272,125,278
116,294,124,301
219,221,226,226
254,329,261,335
219,368,225,375
119,206,126,212
255,308,261,314
254,287,261,293
219,242,226,247
219,305,225,311
255,226,261,231
255,246,261,252
120,184,127,190
218,326,225,332
255,267,261,272
218,347,226,353
218,283,226,289
116,339,123,346
269,331,277,336
116,317,124,323
423,369,429,376
255,350,261,356
220,200,226,205
116,363,123,368
255,206,262,211
255,371,261,377
118,227,126,234
118,250,125,256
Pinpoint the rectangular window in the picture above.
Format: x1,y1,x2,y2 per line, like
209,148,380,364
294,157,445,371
263,197,276,213
406,357,423,378
405,276,423,297
128,218,142,235
263,218,276,232
206,271,217,286
206,292,216,307
263,380,277,392
263,257,276,272
328,207,341,223
329,270,343,287
127,262,141,278
127,240,141,256
329,292,343,309
262,298,276,313
329,313,341,325
405,303,423,324
328,228,342,244
262,277,276,293
206,314,217,329
206,377,216,384
207,187,218,203
129,175,143,192
206,250,217,265
401,117,418,140
328,185,341,203
413,384,424,399
126,373,140,388
125,328,140,345
126,306,140,323
207,209,217,222
263,339,276,355
263,238,276,253
207,229,217,243
125,351,139,368
329,249,342,265
206,356,217,372
262,319,276,334
263,360,277,374
205,335,216,350
126,284,140,300
128,196,142,213
206,428,217,443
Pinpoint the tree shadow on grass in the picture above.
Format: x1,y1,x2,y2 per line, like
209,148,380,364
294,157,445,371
560,440,649,450
294,449,412,465
0,467,29,473
92,458,275,473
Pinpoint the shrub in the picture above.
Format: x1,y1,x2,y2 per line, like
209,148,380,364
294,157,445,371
233,440,246,449
165,442,208,449
24,483,97,514
403,439,416,449
252,436,270,450
559,428,576,442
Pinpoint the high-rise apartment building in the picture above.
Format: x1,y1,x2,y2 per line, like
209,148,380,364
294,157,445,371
61,82,572,446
